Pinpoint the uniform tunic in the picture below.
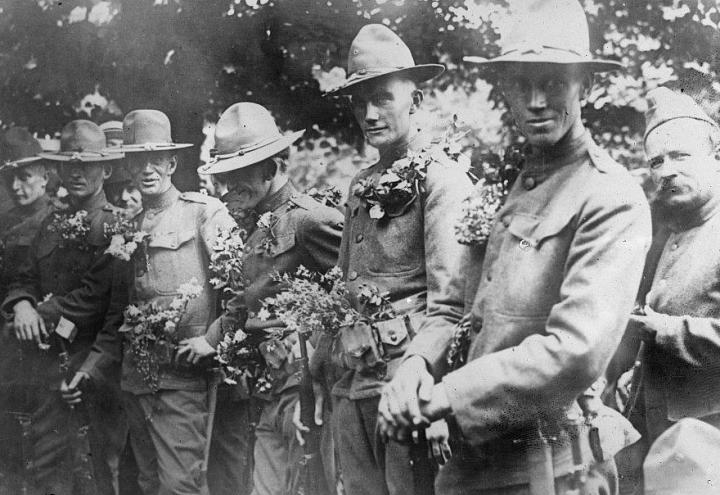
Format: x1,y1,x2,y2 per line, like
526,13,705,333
327,134,473,495
641,197,720,442
206,182,343,495
408,132,652,493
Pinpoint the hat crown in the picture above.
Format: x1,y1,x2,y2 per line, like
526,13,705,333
644,87,718,141
123,110,174,146
1,127,42,162
502,0,591,58
60,120,106,153
214,103,283,155
347,24,416,77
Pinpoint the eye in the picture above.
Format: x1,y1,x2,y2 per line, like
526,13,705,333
648,157,664,170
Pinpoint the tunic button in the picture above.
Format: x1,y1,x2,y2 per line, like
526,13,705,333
671,243,678,250
523,177,536,190
147,213,154,219
348,271,358,281
486,273,492,282
502,217,510,228
355,234,364,243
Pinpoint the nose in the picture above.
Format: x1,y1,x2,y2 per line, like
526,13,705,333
527,83,547,110
658,161,678,180
67,164,84,178
364,102,380,122
11,176,22,191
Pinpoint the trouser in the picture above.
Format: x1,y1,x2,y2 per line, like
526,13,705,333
334,395,415,495
0,382,125,495
251,390,304,495
123,389,210,495
208,388,253,495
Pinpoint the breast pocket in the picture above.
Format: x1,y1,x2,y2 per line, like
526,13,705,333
495,212,574,317
147,230,197,295
363,202,423,276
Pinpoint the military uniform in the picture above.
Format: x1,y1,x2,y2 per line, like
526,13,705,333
323,136,472,495
205,182,343,495
78,185,235,495
408,132,651,494
1,190,124,495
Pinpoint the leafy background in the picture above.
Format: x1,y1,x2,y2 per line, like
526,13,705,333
1,0,719,195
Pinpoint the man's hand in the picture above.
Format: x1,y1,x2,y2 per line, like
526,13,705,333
13,300,47,344
60,371,90,405
426,419,452,466
381,355,435,429
176,336,216,365
292,381,325,446
628,305,664,342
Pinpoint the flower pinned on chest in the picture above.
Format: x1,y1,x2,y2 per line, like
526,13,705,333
209,225,247,297
104,212,150,261
256,211,279,254
48,209,91,249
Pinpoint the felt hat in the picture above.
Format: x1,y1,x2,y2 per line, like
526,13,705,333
644,87,718,143
115,109,192,153
0,127,44,171
198,102,303,175
464,0,621,73
39,120,124,162
328,24,444,94
644,418,720,495
100,120,124,146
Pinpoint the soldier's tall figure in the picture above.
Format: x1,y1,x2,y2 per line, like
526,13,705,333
195,102,343,495
317,24,473,495
381,1,652,494
2,121,126,495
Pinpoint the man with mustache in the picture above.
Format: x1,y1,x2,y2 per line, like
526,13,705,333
628,87,720,447
315,24,472,495
2,120,125,495
379,1,652,493
191,102,343,495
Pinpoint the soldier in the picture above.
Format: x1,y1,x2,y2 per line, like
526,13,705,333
0,127,56,491
380,1,652,494
1,120,125,495
316,24,473,495
191,102,343,495
56,109,236,495
627,88,720,444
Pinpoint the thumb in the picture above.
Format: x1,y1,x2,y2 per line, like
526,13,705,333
314,394,324,426
69,372,85,390
418,372,434,403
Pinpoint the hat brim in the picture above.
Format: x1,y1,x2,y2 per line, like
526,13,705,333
111,142,194,153
0,156,46,172
198,131,304,175
464,53,622,73
39,151,125,162
328,64,445,95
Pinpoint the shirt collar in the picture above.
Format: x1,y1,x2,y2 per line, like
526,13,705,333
521,130,590,182
255,182,297,215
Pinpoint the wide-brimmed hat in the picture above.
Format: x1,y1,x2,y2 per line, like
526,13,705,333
39,120,124,163
328,24,444,94
644,87,718,143
465,0,621,73
115,109,193,153
0,127,45,171
198,102,304,175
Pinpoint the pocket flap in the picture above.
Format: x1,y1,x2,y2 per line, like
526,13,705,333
507,213,573,248
375,319,409,346
148,230,195,250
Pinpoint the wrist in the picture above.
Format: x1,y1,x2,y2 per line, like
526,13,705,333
423,383,452,421
13,299,34,312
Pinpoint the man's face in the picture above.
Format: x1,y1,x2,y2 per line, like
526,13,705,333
500,63,587,148
349,75,419,153
121,185,142,217
59,161,110,201
198,172,216,197
9,164,48,207
645,119,720,212
221,161,273,210
126,151,176,197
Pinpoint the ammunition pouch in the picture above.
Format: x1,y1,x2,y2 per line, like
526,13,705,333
332,314,423,372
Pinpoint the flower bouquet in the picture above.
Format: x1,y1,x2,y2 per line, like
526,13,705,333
48,210,90,249
119,279,203,391
208,225,247,298
104,212,149,262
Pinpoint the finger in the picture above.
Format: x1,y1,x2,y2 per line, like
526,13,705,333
39,318,47,339
31,324,42,345
386,389,410,428
314,395,324,426
295,428,305,446
441,440,452,463
418,372,433,403
377,395,394,424
431,439,442,464
69,373,84,390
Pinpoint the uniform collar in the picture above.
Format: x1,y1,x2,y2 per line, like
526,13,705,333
521,130,589,183
255,181,297,215
143,185,180,211
376,129,429,169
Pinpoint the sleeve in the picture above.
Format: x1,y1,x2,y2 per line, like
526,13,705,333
441,186,652,444
2,224,45,314
296,206,344,273
36,253,118,329
403,160,474,378
653,314,720,367
77,259,131,382
200,198,237,257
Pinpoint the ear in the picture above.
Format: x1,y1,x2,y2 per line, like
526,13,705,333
580,72,594,103
167,155,178,176
103,163,113,180
409,88,424,114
